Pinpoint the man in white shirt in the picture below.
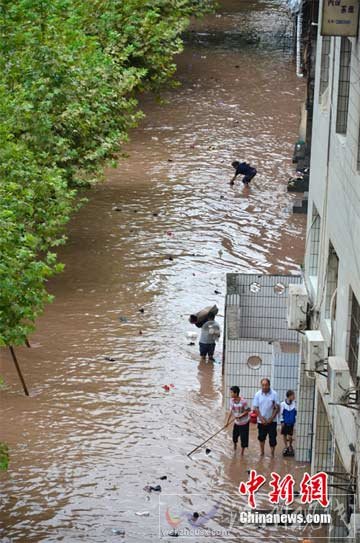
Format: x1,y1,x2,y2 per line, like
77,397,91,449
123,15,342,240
253,378,280,457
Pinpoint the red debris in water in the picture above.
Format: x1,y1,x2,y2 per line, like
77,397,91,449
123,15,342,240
167,231,173,236
162,384,175,391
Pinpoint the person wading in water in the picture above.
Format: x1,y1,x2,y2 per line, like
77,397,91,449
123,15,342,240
230,160,257,186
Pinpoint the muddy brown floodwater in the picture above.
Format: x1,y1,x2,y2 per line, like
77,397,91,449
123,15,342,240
0,1,324,542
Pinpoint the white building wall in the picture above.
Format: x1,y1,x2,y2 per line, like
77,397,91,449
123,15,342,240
304,0,360,517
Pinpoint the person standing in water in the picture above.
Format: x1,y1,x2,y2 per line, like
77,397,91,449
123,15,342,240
190,312,221,363
230,160,257,186
253,378,280,457
226,386,251,455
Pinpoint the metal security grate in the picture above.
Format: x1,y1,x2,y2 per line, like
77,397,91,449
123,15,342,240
224,274,302,408
329,449,353,542
319,36,331,99
348,291,360,386
296,353,315,463
309,208,321,277
336,37,352,134
325,243,339,320
313,393,333,473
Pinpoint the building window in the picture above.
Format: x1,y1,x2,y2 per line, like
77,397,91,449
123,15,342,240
348,292,360,385
324,243,339,321
309,207,321,277
336,37,352,134
319,36,331,99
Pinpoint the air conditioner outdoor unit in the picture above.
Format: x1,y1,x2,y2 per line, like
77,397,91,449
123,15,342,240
327,356,350,404
302,330,326,372
287,284,308,330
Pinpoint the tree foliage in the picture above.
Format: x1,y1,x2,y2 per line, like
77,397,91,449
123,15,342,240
0,0,214,346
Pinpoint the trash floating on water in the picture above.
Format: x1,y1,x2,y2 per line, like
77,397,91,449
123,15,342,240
214,290,221,295
188,342,195,346
153,212,159,217
133,210,138,213
167,158,173,162
135,511,150,516
159,475,167,480
104,356,116,362
112,528,125,536
167,231,173,236
112,206,122,212
162,384,175,392
144,484,162,493
168,256,174,261
119,316,128,323
139,330,143,335
205,448,211,455
139,308,145,313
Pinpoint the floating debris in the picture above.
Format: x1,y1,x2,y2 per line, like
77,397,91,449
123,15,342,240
111,528,125,536
112,206,122,212
162,384,175,392
135,511,150,517
139,308,145,314
205,448,211,455
214,290,221,295
144,484,162,493
159,475,167,480
104,356,116,362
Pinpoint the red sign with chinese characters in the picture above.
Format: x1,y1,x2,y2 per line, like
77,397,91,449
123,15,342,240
239,470,330,509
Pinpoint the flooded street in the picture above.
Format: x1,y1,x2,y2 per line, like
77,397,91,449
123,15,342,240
0,0,311,541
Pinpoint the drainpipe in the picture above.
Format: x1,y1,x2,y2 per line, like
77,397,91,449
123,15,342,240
296,10,304,78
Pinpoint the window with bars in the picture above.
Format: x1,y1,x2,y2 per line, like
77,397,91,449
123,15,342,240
325,243,339,321
348,292,360,385
319,36,331,99
336,38,352,134
309,207,321,277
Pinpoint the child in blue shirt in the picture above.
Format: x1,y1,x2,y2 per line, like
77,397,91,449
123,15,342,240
280,390,297,457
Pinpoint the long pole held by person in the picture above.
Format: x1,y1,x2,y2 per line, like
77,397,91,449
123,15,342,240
187,418,234,457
